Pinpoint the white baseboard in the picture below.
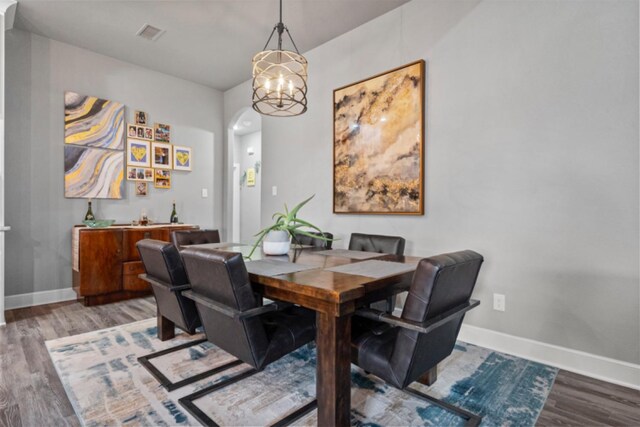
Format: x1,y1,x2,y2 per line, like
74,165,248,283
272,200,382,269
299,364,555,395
459,324,640,391
5,288,77,310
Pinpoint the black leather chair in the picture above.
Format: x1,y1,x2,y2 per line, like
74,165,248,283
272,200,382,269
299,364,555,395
171,229,220,248
351,250,484,426
349,232,406,313
178,247,318,426
136,239,242,391
291,231,333,249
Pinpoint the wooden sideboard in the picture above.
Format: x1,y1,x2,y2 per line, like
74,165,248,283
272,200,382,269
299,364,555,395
72,224,197,306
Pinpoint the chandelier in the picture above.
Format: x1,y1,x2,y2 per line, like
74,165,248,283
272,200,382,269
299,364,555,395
252,0,308,117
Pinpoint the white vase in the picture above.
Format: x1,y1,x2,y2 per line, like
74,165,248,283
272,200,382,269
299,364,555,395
262,230,291,255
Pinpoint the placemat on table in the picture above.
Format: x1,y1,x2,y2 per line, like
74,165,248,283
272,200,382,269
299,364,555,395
246,259,317,276
315,249,384,260
325,260,416,279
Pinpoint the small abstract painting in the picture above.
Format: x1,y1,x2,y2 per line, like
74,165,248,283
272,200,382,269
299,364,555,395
64,91,125,150
173,145,192,171
333,60,425,214
64,146,124,199
127,138,150,167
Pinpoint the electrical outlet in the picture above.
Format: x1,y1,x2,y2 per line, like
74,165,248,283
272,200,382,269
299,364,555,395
493,293,506,312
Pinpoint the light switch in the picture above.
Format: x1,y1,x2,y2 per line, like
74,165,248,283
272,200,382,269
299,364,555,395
272,186,277,196
201,188,208,198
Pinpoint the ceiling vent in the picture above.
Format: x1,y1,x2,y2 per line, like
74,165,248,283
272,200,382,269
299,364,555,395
136,24,165,41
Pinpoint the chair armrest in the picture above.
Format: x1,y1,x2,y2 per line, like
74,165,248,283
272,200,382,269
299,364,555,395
354,299,480,334
138,274,190,293
182,290,292,321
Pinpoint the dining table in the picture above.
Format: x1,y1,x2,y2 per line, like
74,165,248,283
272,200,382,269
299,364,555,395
184,243,422,426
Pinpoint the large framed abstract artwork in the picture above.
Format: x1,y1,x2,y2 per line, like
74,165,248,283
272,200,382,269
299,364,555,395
64,146,124,199
333,60,425,215
64,91,125,199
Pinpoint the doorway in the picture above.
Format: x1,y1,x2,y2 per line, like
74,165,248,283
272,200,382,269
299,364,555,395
229,109,261,244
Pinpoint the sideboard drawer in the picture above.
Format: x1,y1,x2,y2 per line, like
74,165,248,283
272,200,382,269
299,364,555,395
123,261,145,276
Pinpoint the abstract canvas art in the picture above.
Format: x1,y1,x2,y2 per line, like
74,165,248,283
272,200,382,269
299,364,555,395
64,91,125,150
333,60,425,214
64,146,124,199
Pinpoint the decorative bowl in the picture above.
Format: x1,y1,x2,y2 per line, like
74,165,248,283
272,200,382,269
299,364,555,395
82,219,116,228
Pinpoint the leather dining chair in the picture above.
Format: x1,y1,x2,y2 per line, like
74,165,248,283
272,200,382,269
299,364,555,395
351,250,484,426
136,239,242,391
349,232,406,313
291,231,334,249
178,247,318,426
171,229,221,248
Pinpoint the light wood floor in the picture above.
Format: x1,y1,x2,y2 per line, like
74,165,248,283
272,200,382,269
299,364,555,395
0,297,638,427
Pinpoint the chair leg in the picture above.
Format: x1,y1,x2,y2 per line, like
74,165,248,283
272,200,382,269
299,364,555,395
403,387,482,427
179,368,317,427
138,338,244,391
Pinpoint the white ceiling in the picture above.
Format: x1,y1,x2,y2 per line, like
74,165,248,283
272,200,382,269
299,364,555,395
13,0,409,91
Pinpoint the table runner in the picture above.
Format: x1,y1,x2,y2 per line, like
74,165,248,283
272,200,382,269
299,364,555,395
325,260,416,279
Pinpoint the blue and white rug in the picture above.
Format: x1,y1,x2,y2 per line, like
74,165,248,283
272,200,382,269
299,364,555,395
46,318,557,426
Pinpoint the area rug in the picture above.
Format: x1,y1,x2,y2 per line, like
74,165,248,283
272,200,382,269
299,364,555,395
46,318,557,426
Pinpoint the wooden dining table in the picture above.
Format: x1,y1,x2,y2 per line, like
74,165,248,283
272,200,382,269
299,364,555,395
186,243,422,427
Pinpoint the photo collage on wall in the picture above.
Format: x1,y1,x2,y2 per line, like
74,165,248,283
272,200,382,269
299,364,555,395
125,110,193,196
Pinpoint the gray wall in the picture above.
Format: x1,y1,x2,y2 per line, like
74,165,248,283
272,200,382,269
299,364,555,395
5,28,224,296
224,0,639,364
238,131,262,243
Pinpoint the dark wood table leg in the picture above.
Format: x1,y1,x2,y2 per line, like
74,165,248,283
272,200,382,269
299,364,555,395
157,307,175,341
316,311,351,427
417,365,438,386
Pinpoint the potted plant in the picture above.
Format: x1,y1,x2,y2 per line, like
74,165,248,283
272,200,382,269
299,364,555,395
248,195,331,258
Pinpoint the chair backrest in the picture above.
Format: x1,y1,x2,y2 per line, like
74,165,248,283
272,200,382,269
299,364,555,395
136,239,200,333
291,231,333,249
171,229,221,248
390,250,483,388
349,233,405,255
181,248,268,368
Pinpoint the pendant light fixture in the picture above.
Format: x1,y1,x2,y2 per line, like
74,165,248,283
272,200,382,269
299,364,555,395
252,0,308,117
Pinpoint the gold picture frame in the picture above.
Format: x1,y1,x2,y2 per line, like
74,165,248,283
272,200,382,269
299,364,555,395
154,169,171,189
152,142,173,169
333,60,425,215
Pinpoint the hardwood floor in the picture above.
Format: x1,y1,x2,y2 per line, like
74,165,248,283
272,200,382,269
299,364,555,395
0,297,638,427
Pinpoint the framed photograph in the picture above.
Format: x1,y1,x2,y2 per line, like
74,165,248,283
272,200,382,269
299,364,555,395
154,123,171,143
135,182,148,196
136,127,144,138
135,110,148,125
127,124,137,138
152,142,172,169
126,138,150,167
173,145,192,171
154,169,171,189
126,166,154,182
333,60,425,215
144,126,154,141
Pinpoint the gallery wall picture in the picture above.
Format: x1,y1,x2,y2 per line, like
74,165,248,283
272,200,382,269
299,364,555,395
126,167,153,182
333,60,425,215
154,169,171,189
126,139,151,167
173,145,192,171
152,142,173,169
135,110,148,125
135,182,148,196
64,91,124,150
154,123,171,143
64,146,124,199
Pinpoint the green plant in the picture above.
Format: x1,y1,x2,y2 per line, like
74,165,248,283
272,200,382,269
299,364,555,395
247,195,331,258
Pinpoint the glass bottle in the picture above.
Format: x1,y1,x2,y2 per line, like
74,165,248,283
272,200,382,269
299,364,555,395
170,201,179,224
84,200,95,221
